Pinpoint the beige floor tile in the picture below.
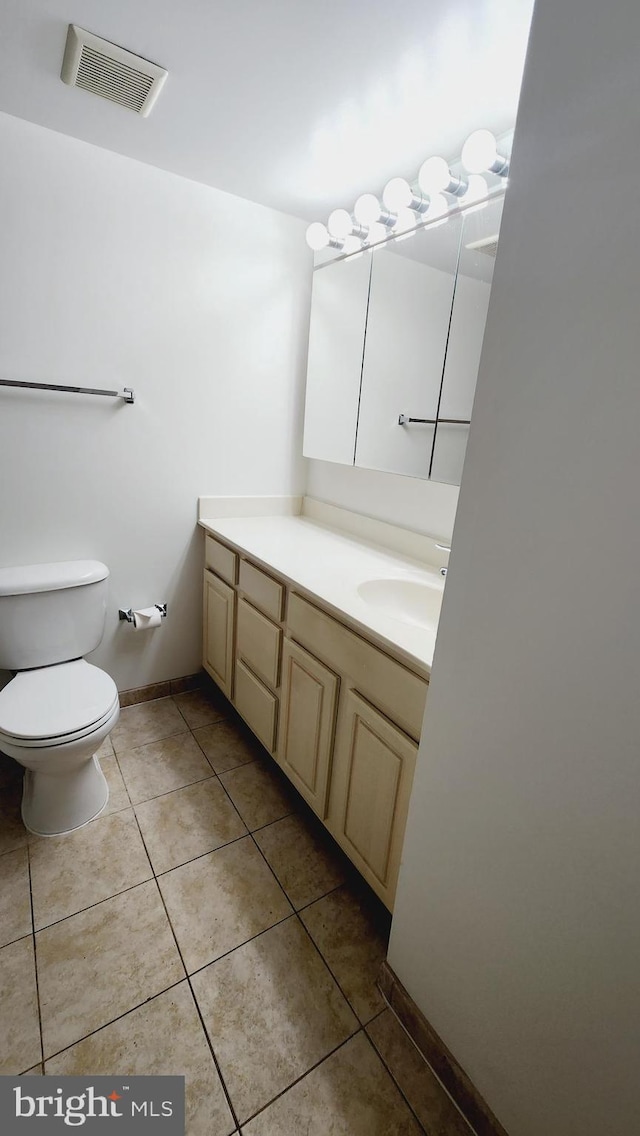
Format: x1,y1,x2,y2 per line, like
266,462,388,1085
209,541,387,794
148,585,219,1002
254,813,345,910
192,916,357,1123
21,1065,43,1075
46,982,235,1136
367,1011,473,1136
0,755,28,855
110,698,187,754
219,759,295,831
117,733,214,805
173,687,227,729
0,847,32,946
159,835,291,972
193,718,260,775
37,880,185,1058
300,886,388,1023
136,778,247,875
100,754,130,816
242,1032,422,1136
0,937,41,1074
30,808,152,930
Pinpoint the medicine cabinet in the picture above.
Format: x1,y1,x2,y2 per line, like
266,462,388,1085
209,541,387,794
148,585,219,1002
302,193,504,486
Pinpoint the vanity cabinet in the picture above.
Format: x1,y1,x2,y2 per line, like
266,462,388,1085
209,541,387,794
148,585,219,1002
203,570,235,699
329,691,418,904
202,532,428,909
278,638,339,817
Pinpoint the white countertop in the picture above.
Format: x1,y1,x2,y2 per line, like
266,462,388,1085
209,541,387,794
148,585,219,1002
199,515,444,675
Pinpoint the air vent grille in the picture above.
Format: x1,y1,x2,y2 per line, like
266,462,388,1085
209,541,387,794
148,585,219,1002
465,235,499,258
61,25,167,117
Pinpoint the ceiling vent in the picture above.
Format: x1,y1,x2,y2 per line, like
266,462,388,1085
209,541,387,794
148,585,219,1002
465,235,499,258
61,25,167,117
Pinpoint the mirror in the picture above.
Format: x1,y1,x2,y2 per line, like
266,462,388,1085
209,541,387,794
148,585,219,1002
430,195,503,484
302,249,372,466
302,192,504,485
355,215,462,478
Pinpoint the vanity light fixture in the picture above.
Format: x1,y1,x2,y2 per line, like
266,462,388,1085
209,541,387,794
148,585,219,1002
383,177,429,214
461,129,509,176
354,193,396,228
392,207,420,241
305,221,344,251
418,155,466,197
307,125,511,256
327,208,367,240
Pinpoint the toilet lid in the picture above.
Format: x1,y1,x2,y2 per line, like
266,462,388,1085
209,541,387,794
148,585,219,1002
0,660,118,741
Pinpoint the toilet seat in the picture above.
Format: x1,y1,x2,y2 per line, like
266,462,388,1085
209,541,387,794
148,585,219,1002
0,659,118,747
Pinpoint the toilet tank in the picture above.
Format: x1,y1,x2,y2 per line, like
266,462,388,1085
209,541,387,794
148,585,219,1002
0,561,109,670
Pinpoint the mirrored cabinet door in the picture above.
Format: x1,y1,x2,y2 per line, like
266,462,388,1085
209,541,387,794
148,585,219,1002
431,196,503,485
302,250,372,465
354,216,463,478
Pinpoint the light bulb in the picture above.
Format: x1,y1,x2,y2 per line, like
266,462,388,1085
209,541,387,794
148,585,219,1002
393,207,418,241
354,193,382,225
426,194,449,227
461,129,508,175
328,208,355,238
460,174,488,212
343,235,363,258
418,156,450,195
366,221,388,246
305,222,330,251
383,177,413,211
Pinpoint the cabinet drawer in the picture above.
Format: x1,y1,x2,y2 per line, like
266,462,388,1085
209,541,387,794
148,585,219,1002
234,659,278,753
237,598,282,690
238,559,284,622
205,535,238,586
287,593,428,742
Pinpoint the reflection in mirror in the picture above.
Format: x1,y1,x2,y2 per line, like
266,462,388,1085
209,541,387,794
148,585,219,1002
354,216,463,478
430,195,504,484
303,250,372,465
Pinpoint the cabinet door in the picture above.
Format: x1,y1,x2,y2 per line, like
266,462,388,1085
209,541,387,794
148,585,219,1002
328,690,417,909
277,639,339,818
203,570,235,699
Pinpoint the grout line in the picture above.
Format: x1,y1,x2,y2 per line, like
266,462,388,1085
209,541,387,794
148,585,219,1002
39,977,188,1069
33,874,155,936
184,911,298,981
151,831,250,879
110,726,190,761
360,1025,430,1135
237,1028,363,1129
130,807,241,1134
26,842,44,1068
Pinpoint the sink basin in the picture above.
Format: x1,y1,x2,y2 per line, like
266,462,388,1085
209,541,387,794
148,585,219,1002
357,577,443,631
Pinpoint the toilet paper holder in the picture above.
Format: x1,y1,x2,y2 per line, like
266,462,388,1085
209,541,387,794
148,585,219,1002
119,603,167,623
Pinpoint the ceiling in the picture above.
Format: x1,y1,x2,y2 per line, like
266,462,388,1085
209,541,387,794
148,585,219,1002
0,0,535,221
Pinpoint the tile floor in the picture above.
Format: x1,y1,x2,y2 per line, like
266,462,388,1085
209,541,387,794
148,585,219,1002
0,681,474,1135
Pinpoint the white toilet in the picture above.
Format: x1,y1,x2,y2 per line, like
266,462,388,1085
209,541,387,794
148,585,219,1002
0,560,120,836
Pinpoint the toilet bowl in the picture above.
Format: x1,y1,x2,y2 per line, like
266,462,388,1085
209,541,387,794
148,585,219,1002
0,659,120,835
0,559,120,835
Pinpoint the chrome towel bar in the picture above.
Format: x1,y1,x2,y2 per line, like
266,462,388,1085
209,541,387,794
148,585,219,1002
0,378,135,403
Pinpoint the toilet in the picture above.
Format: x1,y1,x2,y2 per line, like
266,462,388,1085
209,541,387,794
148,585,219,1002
0,560,120,836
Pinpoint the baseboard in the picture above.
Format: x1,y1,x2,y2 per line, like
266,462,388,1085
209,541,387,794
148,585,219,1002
378,962,509,1136
118,671,204,708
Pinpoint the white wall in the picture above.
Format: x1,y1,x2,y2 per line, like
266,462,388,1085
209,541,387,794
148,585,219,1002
305,460,459,542
388,1,640,1134
0,112,311,690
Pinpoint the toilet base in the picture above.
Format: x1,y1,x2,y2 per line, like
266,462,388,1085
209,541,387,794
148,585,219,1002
21,755,109,837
